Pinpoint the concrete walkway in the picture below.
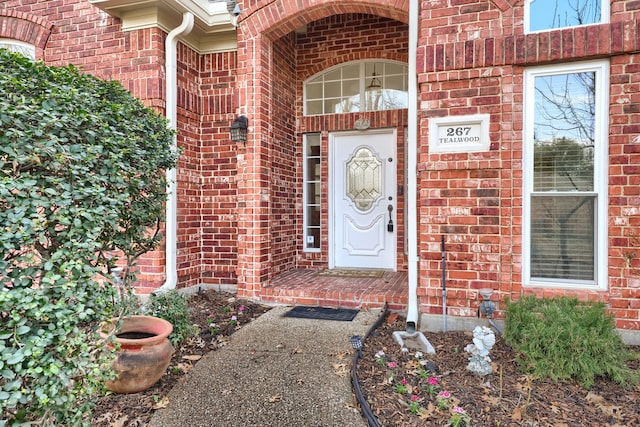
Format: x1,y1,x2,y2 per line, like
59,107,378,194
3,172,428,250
149,306,381,427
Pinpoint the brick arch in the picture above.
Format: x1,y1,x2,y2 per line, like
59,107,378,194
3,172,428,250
241,0,408,39
0,10,54,52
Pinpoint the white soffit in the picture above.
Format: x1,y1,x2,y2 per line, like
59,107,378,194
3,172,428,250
89,0,238,54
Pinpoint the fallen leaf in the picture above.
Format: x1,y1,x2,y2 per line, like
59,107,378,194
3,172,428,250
175,362,193,373
332,351,349,360
586,391,623,419
405,360,421,369
268,394,282,402
511,406,523,421
418,402,438,420
153,396,170,409
481,394,501,406
110,416,128,427
333,362,349,377
182,354,202,361
585,391,605,404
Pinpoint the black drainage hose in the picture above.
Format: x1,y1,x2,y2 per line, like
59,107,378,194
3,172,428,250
351,304,388,427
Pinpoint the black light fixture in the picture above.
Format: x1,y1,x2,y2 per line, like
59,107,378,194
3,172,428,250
349,335,363,358
230,115,248,142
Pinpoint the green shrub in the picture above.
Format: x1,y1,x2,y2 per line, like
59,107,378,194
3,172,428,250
504,296,639,388
146,291,198,346
0,49,177,425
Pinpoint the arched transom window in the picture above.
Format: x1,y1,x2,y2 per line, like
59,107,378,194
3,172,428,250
304,60,408,116
0,38,35,60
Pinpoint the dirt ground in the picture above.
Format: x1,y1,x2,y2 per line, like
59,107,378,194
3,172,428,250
92,293,640,427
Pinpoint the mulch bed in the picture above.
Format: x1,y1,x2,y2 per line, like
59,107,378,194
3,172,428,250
91,294,640,427
91,289,271,427
357,316,640,427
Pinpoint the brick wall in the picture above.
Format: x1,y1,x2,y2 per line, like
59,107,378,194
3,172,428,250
175,44,204,290
3,0,640,330
416,0,640,329
200,51,240,287
271,33,299,275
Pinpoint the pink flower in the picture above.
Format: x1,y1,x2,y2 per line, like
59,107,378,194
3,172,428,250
437,390,451,399
453,406,466,414
388,361,397,368
410,394,420,402
239,305,245,312
428,377,438,385
401,379,408,385
231,315,237,321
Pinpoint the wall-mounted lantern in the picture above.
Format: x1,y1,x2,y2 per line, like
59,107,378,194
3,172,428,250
230,115,248,142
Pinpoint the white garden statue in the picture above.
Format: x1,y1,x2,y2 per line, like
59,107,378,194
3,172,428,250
464,326,496,376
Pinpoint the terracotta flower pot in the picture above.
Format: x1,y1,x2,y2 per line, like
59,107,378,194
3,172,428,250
100,315,174,394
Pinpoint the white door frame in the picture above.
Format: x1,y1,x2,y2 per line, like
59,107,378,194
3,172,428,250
328,128,397,270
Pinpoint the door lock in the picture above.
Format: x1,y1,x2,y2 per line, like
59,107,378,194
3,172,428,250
387,204,394,233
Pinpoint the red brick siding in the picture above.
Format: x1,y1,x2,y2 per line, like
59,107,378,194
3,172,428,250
3,0,640,330
607,53,640,330
200,51,240,288
175,44,204,289
416,0,640,328
270,33,299,276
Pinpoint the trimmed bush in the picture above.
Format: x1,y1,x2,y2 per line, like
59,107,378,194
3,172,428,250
0,49,177,425
504,296,638,388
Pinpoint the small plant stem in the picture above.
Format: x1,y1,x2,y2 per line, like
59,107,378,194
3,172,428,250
499,365,503,400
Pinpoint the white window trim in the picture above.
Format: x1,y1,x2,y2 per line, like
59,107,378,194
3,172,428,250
524,0,609,34
303,59,408,116
0,38,35,59
303,133,321,253
522,59,609,290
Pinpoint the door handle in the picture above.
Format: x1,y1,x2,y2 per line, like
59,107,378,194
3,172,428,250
387,204,394,232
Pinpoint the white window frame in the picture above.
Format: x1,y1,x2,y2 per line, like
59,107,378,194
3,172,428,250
0,38,35,59
303,60,408,116
303,133,322,253
522,60,609,290
524,0,609,34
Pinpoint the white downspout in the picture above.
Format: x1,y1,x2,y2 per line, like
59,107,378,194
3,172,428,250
406,0,419,333
158,12,194,292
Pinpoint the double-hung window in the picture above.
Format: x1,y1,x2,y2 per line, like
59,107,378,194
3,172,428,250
525,0,609,33
523,60,609,290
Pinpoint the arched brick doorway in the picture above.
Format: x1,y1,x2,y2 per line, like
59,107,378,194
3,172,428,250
233,1,410,301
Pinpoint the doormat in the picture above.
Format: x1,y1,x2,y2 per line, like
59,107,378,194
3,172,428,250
284,306,359,322
315,269,384,278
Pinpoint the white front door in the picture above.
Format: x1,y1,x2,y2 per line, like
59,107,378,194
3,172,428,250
330,129,396,270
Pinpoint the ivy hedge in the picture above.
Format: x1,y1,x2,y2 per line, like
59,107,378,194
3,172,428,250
0,49,177,425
